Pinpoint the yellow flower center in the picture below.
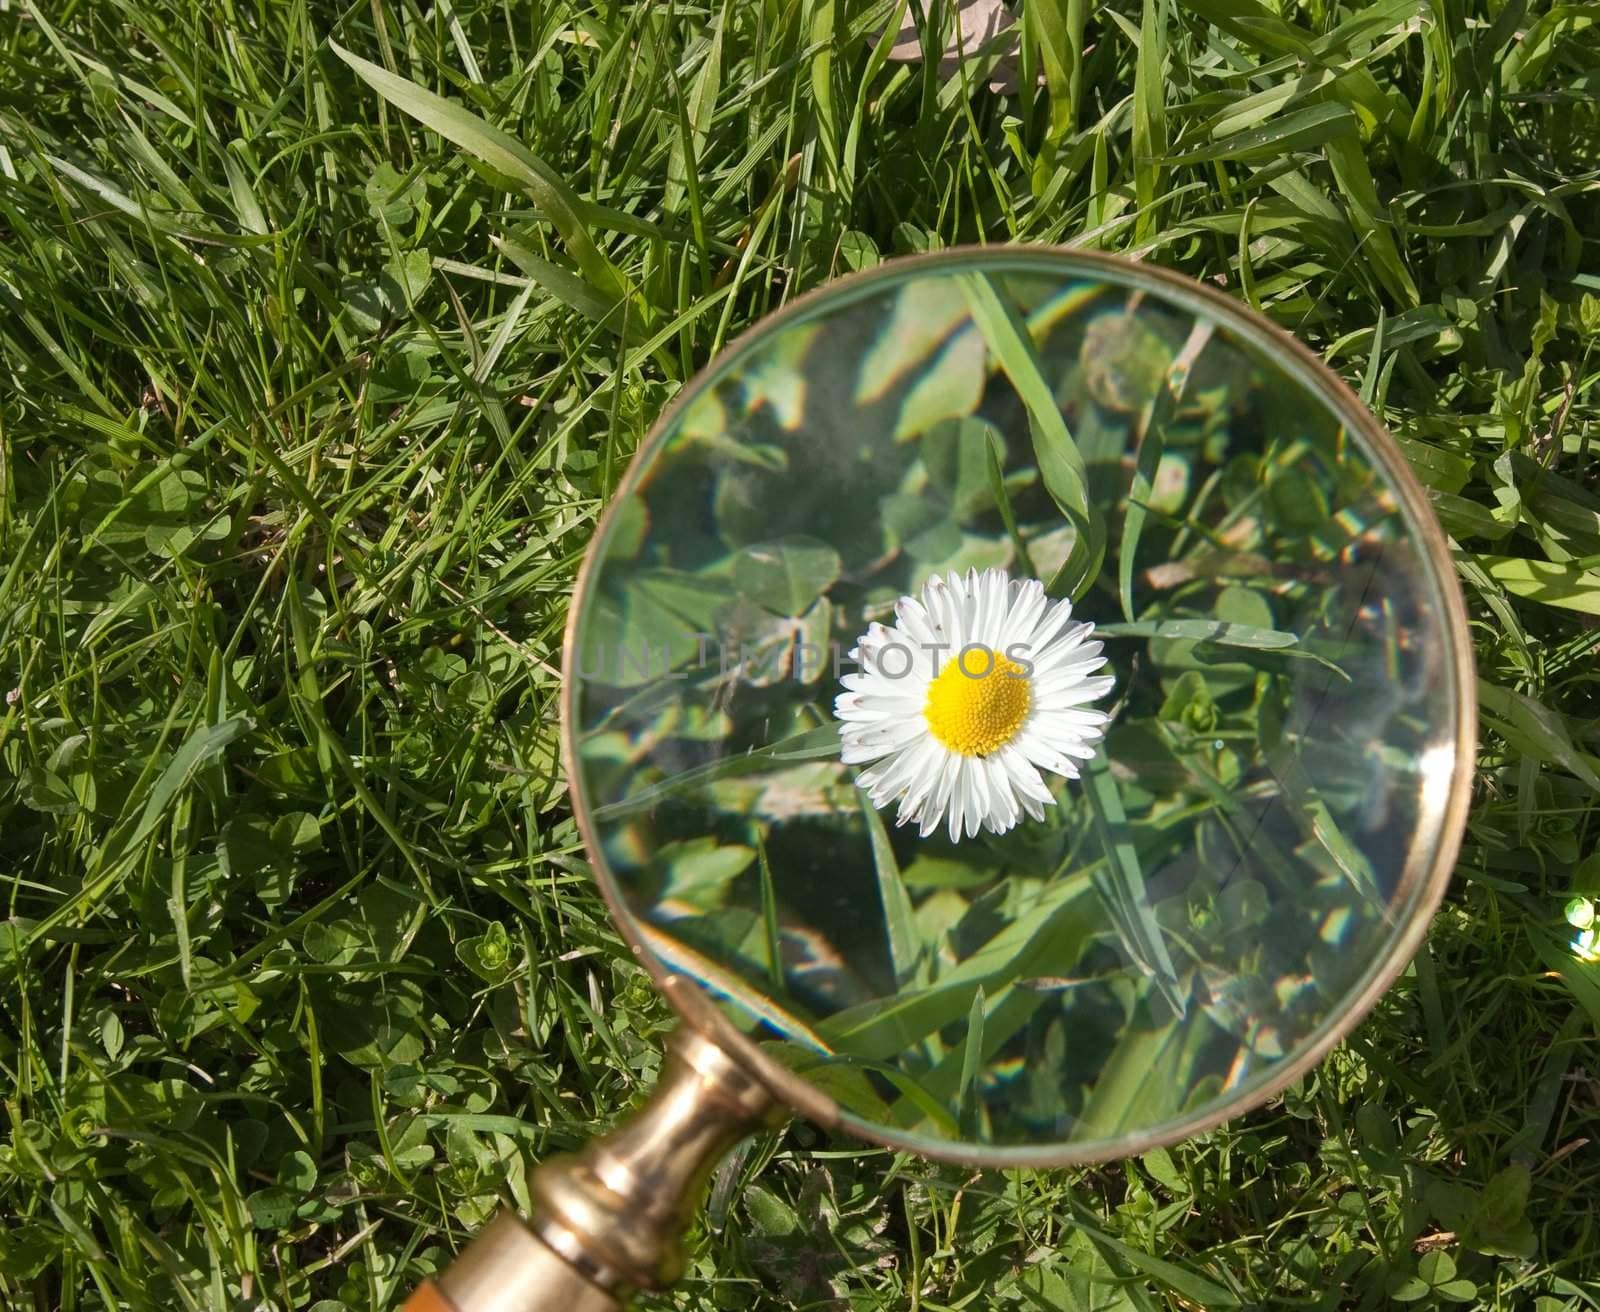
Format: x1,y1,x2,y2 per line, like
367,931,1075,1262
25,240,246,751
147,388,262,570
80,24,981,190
923,649,1031,757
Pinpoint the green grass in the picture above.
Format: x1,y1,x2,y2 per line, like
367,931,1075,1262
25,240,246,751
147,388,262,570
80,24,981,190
2,0,1599,1308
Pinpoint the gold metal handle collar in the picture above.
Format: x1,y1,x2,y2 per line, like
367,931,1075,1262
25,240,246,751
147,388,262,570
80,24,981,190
404,1026,782,1312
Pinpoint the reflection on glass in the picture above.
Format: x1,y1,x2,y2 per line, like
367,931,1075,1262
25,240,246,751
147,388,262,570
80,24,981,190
567,254,1463,1153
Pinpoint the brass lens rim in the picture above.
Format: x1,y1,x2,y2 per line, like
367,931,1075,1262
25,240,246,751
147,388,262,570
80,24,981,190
559,245,1477,1169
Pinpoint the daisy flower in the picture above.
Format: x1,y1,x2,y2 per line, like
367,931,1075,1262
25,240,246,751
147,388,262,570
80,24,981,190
834,567,1113,843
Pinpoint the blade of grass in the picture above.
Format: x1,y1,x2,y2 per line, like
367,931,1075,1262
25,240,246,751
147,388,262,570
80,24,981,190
754,829,786,995
1096,619,1298,648
1118,318,1214,621
329,41,635,309
816,868,1097,1058
958,271,1105,599
860,796,924,991
1083,755,1186,1014
1473,555,1600,615
589,723,842,820
955,985,986,1140
985,427,1036,578
1132,0,1169,243
1025,0,1089,148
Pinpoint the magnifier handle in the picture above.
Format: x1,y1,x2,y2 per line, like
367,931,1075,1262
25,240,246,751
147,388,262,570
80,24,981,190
400,1214,621,1312
400,1212,622,1312
403,1027,782,1311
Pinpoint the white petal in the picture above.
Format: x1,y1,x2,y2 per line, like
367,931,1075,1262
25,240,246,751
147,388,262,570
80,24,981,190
894,595,942,654
1015,729,1087,778
999,579,1048,651
838,670,888,694
1033,638,1105,673
1028,708,1109,735
897,739,949,823
1020,595,1081,655
976,569,1005,648
835,688,906,714
1023,716,1104,759
927,755,962,839
837,705,915,728
1059,740,1104,760
947,766,966,843
840,740,895,765
1028,634,1094,677
955,571,980,647
863,742,931,801
925,574,965,651
995,744,1054,804
843,718,928,755
836,691,925,720
961,757,986,840
1038,675,1117,708
913,755,954,837
967,754,991,823
981,755,1020,831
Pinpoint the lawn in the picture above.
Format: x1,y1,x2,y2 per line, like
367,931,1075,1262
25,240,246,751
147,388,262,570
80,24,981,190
2,0,1599,1309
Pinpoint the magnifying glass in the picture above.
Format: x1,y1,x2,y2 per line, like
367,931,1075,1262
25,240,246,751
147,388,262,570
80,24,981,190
405,247,1474,1312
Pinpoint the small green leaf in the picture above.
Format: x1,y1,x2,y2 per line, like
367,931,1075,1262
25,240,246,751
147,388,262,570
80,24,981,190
1467,1164,1537,1258
883,492,960,562
0,1224,60,1279
273,812,322,853
20,766,79,816
858,269,980,438
247,1187,298,1230
899,853,995,890
743,1184,800,1238
658,839,755,907
838,230,880,271
1068,1208,1241,1308
303,920,362,966
98,1009,123,1060
1385,1272,1430,1302
1159,670,1218,733
342,252,433,333
924,417,1002,522
277,1150,318,1193
456,920,515,983
1267,467,1332,535
219,814,291,878
1141,1145,1188,1193
365,161,420,225
1417,1250,1456,1285
733,536,842,616
1081,310,1174,414
1355,1102,1399,1155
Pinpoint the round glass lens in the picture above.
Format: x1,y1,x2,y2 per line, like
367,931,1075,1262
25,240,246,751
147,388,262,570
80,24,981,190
564,251,1469,1158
